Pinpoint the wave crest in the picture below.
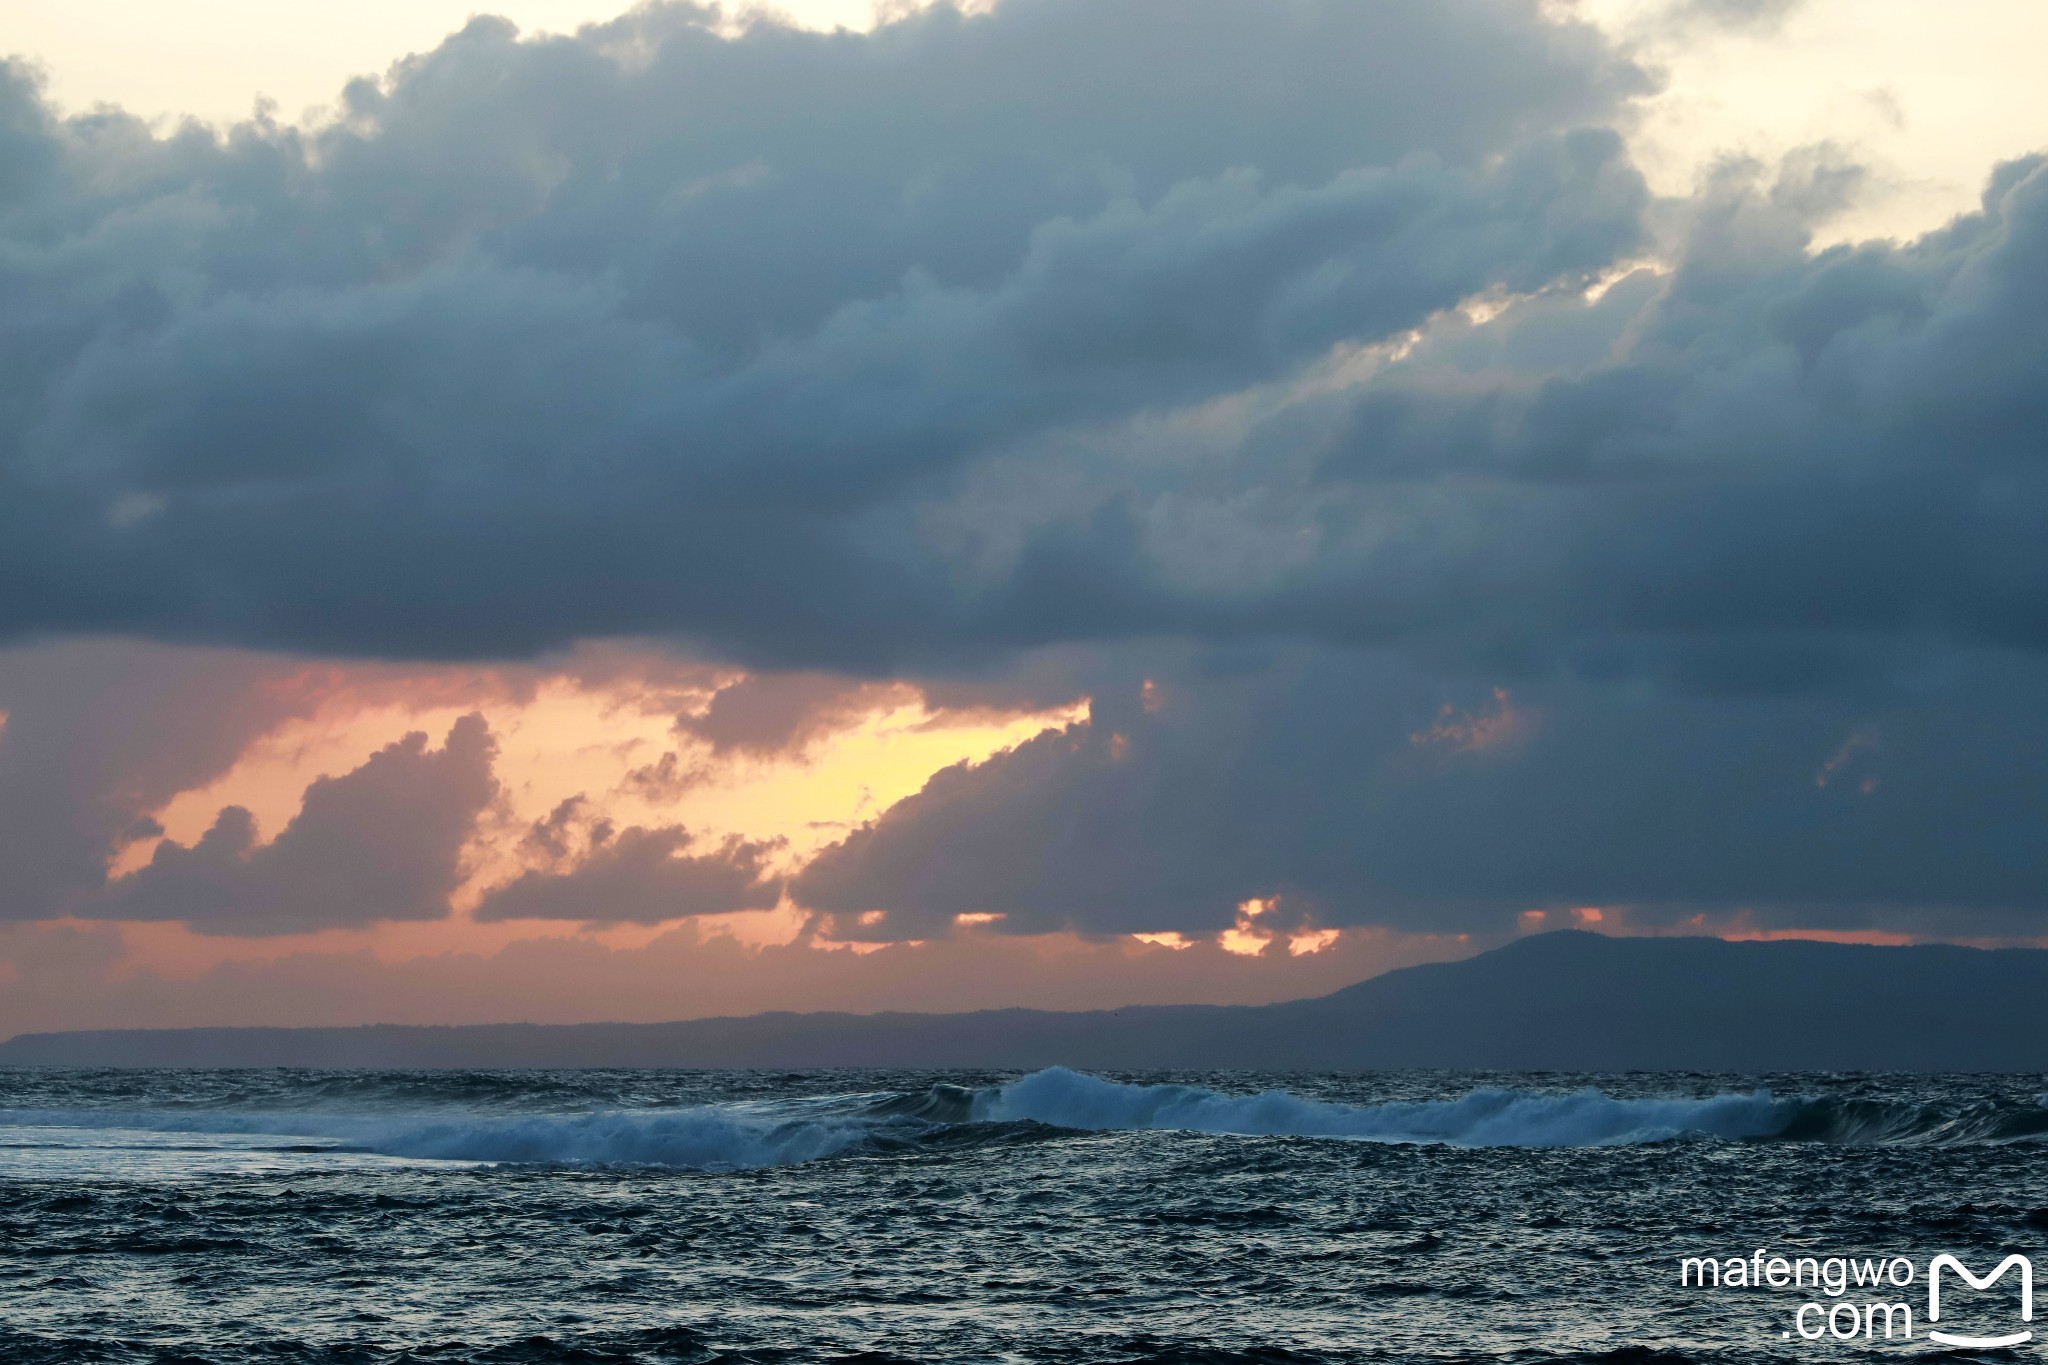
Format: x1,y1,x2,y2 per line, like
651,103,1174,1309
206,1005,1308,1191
975,1068,1794,1146
11,1070,2048,1171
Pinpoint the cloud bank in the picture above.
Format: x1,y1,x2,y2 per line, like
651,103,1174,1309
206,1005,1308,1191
92,715,498,934
0,0,2045,983
0,0,1645,664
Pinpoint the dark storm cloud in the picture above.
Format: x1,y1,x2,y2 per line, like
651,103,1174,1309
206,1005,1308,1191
795,645,2048,940
88,715,498,934
1284,154,2048,673
802,182,2048,949
876,151,2048,696
0,0,1647,665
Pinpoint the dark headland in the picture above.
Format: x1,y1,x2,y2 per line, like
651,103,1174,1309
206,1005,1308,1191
5,931,2045,1071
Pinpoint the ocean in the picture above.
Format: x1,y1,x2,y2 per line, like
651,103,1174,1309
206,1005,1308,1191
3,1067,2045,1363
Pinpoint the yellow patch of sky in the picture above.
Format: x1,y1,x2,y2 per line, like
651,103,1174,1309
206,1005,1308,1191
1214,898,1346,958
3,0,888,128
108,666,1082,965
1566,0,2048,244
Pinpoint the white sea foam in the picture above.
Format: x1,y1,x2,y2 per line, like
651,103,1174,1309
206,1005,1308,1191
0,1070,1809,1171
0,1105,874,1171
975,1068,1794,1147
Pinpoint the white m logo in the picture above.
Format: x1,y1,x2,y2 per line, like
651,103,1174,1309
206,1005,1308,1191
1928,1253,2033,1349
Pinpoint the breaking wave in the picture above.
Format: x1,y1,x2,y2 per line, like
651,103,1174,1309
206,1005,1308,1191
974,1068,1795,1146
8,1068,2048,1171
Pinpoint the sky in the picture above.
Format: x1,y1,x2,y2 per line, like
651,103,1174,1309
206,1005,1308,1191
0,0,2045,1036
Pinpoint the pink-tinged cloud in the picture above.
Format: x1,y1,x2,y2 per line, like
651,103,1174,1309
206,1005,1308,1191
90,716,498,935
677,673,919,757
0,640,344,920
474,823,785,925
1408,688,1530,755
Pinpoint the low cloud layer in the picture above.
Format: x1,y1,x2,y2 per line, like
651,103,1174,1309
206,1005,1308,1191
798,646,2048,940
91,715,498,934
0,638,1065,932
475,815,784,924
0,641,334,922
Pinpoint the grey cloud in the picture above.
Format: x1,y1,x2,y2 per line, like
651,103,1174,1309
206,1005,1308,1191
618,752,696,803
0,638,788,934
888,150,2048,695
0,0,1648,666
521,795,604,863
676,673,905,755
795,645,2048,940
88,714,498,934
0,641,330,921
1288,154,2048,670
0,639,718,925
472,824,783,924
1663,0,1806,33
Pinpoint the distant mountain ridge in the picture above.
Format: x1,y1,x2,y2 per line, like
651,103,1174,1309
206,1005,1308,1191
6,931,2047,1071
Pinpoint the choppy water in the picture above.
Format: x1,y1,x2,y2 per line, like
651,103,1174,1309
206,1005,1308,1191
3,1067,2046,1363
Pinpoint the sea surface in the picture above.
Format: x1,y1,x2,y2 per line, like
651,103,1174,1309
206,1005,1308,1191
3,1067,2046,1364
